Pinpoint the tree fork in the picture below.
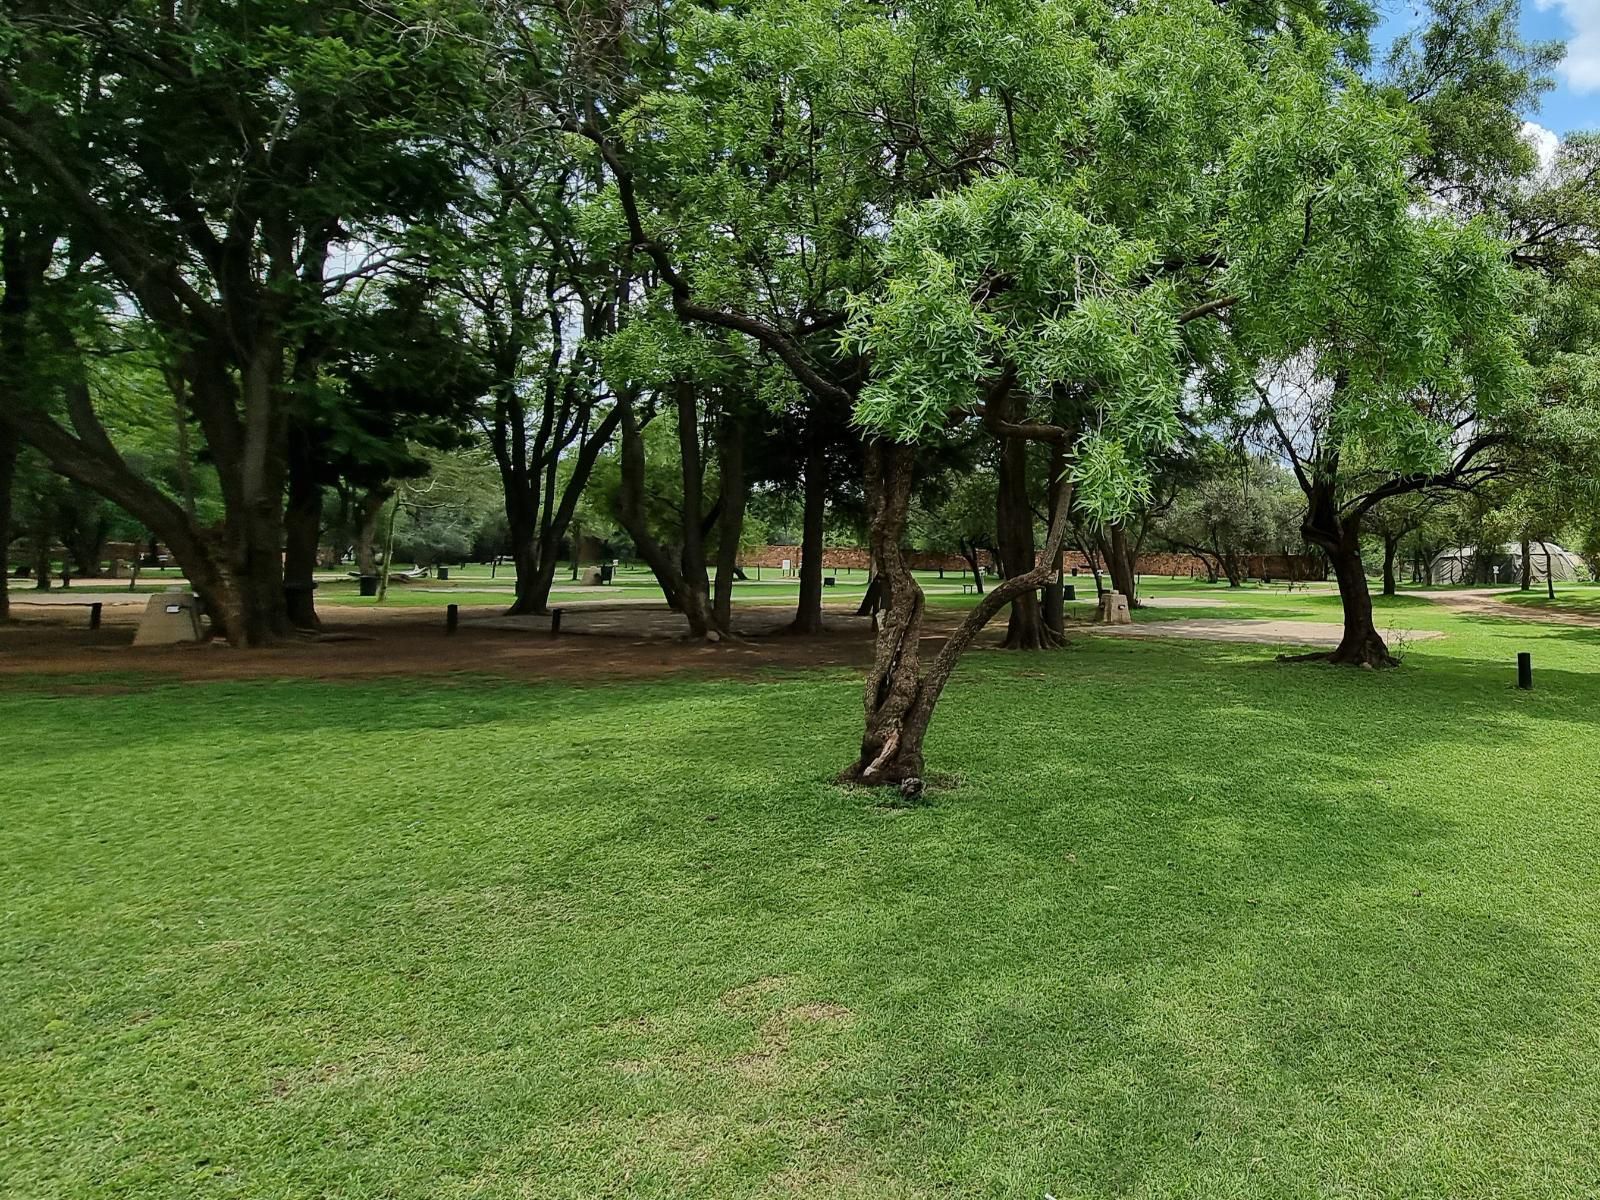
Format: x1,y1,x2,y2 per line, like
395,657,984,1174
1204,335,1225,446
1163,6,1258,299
841,442,1075,786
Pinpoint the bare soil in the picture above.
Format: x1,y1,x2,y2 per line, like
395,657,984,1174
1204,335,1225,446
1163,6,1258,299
0,600,933,685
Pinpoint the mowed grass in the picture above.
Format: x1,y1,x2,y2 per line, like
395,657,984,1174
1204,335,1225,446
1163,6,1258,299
5,597,1600,1197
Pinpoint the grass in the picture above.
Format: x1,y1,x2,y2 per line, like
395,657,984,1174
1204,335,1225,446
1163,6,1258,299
6,594,1600,1197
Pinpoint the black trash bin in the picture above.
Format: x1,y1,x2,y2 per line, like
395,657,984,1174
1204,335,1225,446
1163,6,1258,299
599,563,614,584
438,566,450,580
359,575,380,597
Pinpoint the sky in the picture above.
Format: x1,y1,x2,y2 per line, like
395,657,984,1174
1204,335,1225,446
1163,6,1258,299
1373,0,1599,142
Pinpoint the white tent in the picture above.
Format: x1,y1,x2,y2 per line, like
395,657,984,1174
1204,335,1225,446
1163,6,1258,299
1428,542,1584,585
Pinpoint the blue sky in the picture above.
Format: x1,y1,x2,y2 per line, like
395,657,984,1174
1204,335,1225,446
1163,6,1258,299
1373,0,1599,138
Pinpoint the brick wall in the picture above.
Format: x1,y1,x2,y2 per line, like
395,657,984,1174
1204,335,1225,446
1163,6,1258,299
740,544,1215,577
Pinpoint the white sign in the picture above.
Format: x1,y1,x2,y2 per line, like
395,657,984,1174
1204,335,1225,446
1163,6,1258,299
780,559,792,572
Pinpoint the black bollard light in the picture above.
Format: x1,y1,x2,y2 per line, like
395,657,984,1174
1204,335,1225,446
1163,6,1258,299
446,603,459,634
1517,652,1532,690
89,602,103,630
550,608,563,638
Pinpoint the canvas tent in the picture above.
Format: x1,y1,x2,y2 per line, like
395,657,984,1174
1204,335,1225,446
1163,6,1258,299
1428,542,1584,585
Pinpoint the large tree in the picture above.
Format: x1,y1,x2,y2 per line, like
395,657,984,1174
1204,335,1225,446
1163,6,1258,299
0,0,480,643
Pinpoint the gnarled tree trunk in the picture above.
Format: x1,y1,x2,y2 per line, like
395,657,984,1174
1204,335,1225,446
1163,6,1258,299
841,441,1074,787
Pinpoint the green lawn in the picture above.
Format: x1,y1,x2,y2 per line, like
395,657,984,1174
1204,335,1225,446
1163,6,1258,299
5,596,1600,1197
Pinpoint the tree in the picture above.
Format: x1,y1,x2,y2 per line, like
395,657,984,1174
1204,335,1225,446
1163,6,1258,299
1229,2,1539,665
1365,493,1441,596
540,0,1459,779
1157,447,1300,586
0,0,481,643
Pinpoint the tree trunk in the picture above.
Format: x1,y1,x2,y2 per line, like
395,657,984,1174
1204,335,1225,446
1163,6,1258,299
1104,522,1138,604
614,392,722,638
1042,443,1068,635
504,405,622,616
354,487,389,577
841,440,1076,787
672,382,719,639
995,409,1057,650
1545,543,1556,599
713,413,746,631
1382,534,1400,597
0,421,16,620
32,524,51,589
282,426,322,630
1300,491,1394,667
1074,526,1105,595
960,539,985,594
842,442,930,784
1520,537,1532,591
789,429,827,634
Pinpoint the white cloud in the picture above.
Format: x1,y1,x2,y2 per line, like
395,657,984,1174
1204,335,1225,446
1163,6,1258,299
1537,0,1600,93
1522,120,1561,174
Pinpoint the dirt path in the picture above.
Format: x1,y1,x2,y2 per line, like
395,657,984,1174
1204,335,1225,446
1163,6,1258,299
1099,618,1443,648
1416,588,1600,629
0,600,964,685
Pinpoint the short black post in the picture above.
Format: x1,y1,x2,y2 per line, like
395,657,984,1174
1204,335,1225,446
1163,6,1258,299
1517,651,1532,690
550,608,563,638
446,603,459,634
89,602,103,630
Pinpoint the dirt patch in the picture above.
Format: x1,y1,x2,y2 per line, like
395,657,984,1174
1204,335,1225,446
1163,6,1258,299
730,1003,855,1085
1100,618,1444,647
1419,588,1600,629
782,1002,853,1025
0,603,903,685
